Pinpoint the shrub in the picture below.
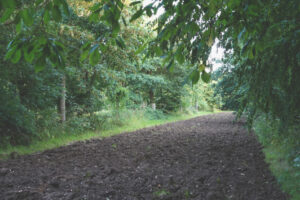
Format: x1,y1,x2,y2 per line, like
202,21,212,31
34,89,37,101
144,107,167,120
0,81,36,147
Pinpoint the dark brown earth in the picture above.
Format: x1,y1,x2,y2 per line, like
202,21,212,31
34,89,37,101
0,113,288,200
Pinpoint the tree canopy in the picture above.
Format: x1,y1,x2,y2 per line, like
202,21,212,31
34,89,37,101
1,0,299,139
0,0,219,146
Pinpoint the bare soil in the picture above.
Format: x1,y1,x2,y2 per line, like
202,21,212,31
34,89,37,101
0,113,288,200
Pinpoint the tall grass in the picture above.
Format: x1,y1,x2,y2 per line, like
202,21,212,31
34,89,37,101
0,109,216,159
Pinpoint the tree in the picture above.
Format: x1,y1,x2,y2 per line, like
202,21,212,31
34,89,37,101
133,0,299,127
1,0,298,145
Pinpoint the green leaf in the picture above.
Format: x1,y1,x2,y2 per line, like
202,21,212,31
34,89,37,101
130,1,141,6
175,49,184,64
5,45,17,60
16,21,22,33
35,64,45,73
99,44,107,52
116,0,124,9
122,16,127,26
1,0,16,9
51,5,62,21
189,22,200,34
24,47,35,63
201,70,211,83
208,0,217,17
11,49,22,63
162,54,171,67
154,46,163,57
116,37,125,49
0,8,13,23
61,0,70,16
21,9,34,26
53,0,61,6
80,50,89,62
81,42,91,51
135,43,147,55
112,20,120,35
130,8,143,22
247,47,254,59
162,27,176,41
89,12,99,22
37,37,48,45
166,59,174,72
146,8,152,17
199,64,205,71
89,47,100,65
43,9,50,24
247,5,259,17
190,70,200,84
54,40,64,51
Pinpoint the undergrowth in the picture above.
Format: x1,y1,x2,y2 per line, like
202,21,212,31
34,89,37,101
0,108,215,159
254,115,300,200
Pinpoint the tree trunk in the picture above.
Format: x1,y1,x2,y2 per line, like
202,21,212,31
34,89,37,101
60,75,66,122
141,101,147,109
195,100,199,111
149,89,156,110
151,103,156,110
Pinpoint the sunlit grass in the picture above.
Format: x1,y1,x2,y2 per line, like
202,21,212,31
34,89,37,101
0,111,216,159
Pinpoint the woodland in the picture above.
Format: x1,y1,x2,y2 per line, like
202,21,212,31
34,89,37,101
0,0,299,199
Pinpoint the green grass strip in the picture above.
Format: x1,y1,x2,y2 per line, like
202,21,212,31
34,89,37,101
0,111,215,159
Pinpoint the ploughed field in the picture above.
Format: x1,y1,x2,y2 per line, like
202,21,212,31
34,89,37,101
0,113,288,200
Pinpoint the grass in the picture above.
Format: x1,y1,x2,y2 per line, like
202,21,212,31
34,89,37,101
263,145,300,200
0,111,216,159
153,189,170,197
254,117,300,200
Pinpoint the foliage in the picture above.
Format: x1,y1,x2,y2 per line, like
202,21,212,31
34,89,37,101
0,24,61,146
2,1,299,125
153,189,170,197
143,107,166,120
0,79,36,146
254,115,300,200
3,0,295,130
0,0,218,147
211,58,245,111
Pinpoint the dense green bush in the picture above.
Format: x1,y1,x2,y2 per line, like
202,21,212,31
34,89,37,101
0,80,36,146
143,107,167,120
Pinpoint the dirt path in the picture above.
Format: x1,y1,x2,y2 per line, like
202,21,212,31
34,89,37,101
0,113,288,200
